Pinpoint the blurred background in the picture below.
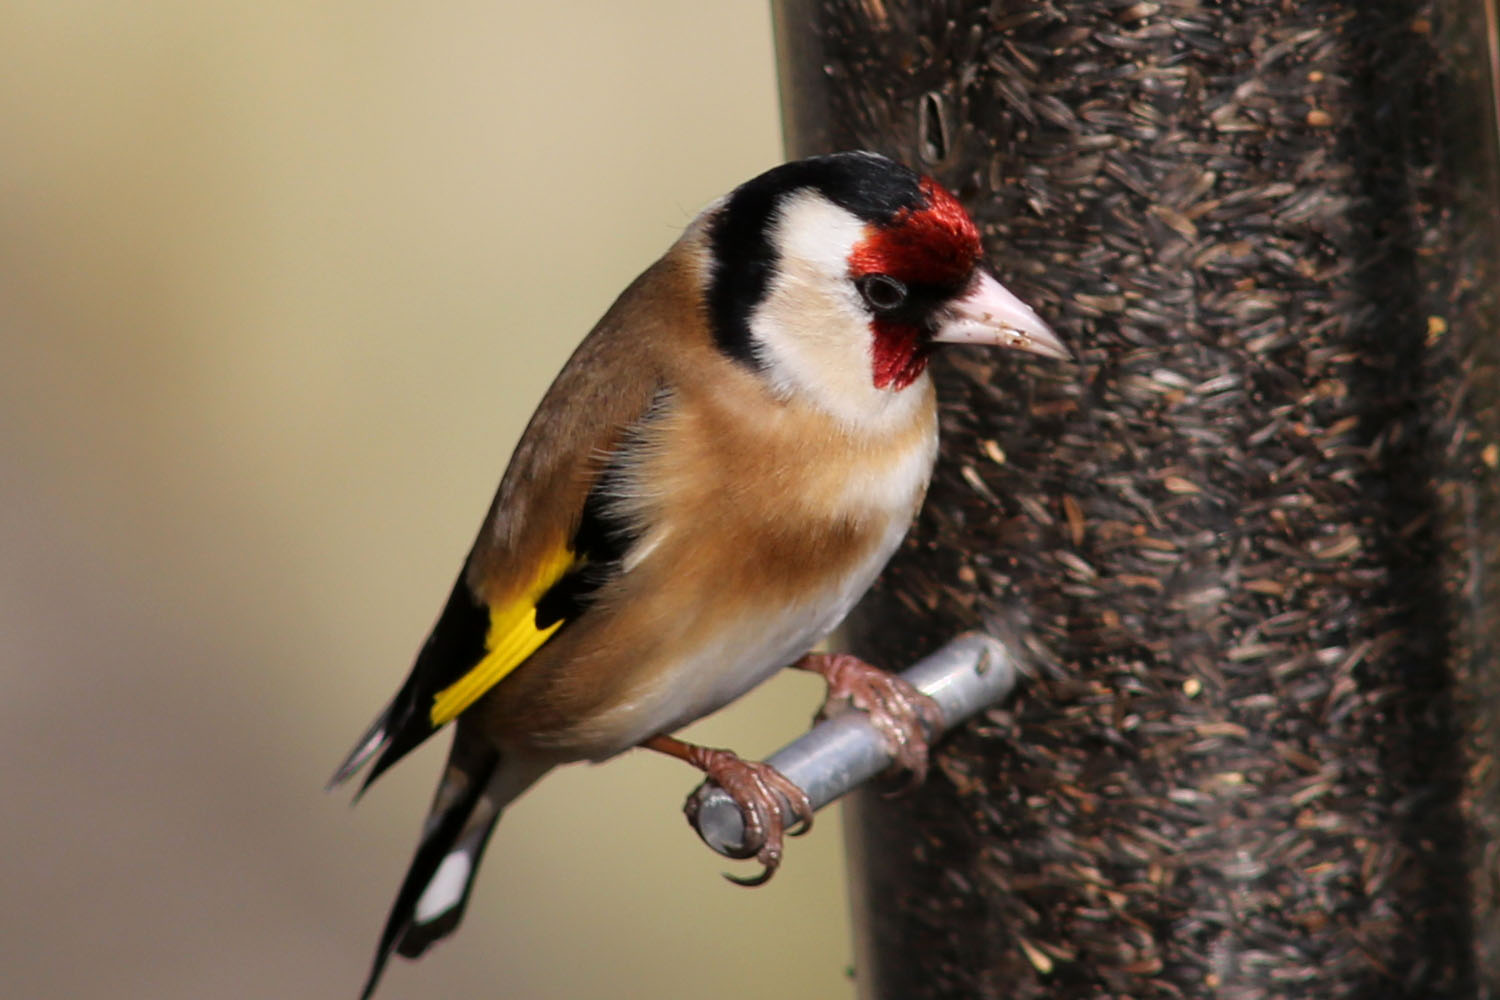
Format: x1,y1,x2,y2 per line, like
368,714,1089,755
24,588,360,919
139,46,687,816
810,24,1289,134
0,3,856,998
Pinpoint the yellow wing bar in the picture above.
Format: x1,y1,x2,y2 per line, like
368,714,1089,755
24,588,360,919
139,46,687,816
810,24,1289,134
429,546,579,726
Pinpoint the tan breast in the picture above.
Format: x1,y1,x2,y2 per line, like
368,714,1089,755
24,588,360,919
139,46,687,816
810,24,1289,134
481,347,939,759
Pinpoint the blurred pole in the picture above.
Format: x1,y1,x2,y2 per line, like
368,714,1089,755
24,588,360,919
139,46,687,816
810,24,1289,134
774,2,1500,997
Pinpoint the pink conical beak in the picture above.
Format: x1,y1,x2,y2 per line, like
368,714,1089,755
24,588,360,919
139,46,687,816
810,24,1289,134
932,271,1069,361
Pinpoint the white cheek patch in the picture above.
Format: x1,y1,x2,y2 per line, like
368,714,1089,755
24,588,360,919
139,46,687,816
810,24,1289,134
749,191,928,431
772,190,867,277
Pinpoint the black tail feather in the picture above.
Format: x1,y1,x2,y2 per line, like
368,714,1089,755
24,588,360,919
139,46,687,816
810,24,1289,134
394,807,502,959
359,749,500,1000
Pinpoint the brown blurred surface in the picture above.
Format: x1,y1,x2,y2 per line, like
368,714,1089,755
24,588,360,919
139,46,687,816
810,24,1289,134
0,3,854,998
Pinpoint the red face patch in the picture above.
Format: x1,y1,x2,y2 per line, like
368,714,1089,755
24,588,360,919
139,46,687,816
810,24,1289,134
868,320,929,391
850,177,983,391
849,176,982,288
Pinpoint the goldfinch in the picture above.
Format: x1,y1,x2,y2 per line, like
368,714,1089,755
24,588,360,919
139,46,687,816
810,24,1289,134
332,151,1065,998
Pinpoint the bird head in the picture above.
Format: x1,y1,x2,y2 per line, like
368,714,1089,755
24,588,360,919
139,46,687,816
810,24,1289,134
700,152,1065,428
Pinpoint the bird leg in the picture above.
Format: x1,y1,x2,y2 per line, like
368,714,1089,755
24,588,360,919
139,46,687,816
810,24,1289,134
793,652,945,789
641,733,813,886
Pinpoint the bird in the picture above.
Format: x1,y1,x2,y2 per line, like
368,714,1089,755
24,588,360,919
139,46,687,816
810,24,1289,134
331,150,1066,998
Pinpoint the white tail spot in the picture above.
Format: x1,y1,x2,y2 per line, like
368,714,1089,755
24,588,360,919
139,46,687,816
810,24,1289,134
414,852,472,923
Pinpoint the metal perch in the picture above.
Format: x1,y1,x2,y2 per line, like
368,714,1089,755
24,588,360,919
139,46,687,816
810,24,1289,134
686,632,1017,858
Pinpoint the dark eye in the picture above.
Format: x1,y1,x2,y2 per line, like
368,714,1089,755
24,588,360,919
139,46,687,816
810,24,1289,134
857,274,908,313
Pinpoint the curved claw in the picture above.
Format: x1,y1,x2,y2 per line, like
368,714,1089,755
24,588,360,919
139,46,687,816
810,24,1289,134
801,652,945,794
681,747,813,885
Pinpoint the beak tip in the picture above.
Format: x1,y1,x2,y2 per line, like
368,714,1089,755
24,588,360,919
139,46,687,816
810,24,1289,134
1007,326,1072,362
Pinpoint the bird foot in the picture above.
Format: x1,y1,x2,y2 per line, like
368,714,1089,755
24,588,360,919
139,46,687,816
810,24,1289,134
795,652,944,791
679,745,813,886
643,733,812,885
